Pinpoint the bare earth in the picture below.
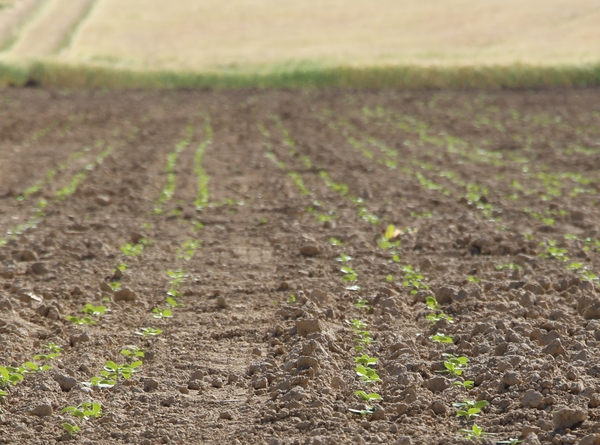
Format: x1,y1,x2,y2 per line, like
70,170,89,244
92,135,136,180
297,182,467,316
1,88,600,445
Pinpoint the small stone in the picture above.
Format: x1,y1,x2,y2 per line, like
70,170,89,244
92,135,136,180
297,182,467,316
95,195,112,206
191,369,205,380
578,434,600,445
114,288,136,302
424,376,450,393
20,250,37,262
522,433,542,445
0,268,14,279
46,306,60,320
370,404,385,421
543,339,566,357
31,262,48,275
394,436,413,445
309,289,329,306
253,377,268,389
502,371,523,387
300,245,320,257
161,396,176,407
187,379,203,390
54,374,77,392
520,291,536,308
296,319,321,336
331,376,345,390
227,373,239,384
212,378,224,388
130,233,145,244
553,407,587,430
30,404,53,417
430,400,447,415
219,411,233,420
452,289,468,303
70,332,90,346
100,281,113,294
251,348,262,356
522,389,544,408
435,286,457,304
144,379,159,392
216,295,228,309
297,356,319,373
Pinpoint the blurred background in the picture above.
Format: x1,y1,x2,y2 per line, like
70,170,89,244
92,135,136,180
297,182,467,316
0,0,599,86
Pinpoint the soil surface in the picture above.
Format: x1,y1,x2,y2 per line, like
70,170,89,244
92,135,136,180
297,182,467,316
1,88,600,445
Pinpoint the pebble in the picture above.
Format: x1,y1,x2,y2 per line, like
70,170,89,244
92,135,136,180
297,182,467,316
424,376,450,393
300,245,320,257
219,411,233,420
430,400,447,415
253,377,268,389
70,332,91,346
543,338,566,357
114,288,136,302
54,374,77,392
30,404,52,417
296,319,321,336
522,389,544,408
161,396,176,407
31,262,48,275
212,378,224,388
502,371,523,387
19,250,37,262
216,295,228,309
553,407,587,430
578,434,600,445
144,379,159,392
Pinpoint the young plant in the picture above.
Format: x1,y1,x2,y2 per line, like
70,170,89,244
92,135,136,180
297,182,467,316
66,315,95,325
329,237,345,246
431,333,454,344
81,304,107,316
354,355,378,366
120,240,147,257
109,282,122,291
341,266,358,282
166,297,184,308
426,312,454,324
62,402,103,420
61,423,80,437
401,265,428,294
459,423,492,441
346,319,368,330
0,366,24,386
135,327,163,337
101,361,142,380
453,380,475,390
348,406,376,416
354,391,382,403
378,224,401,250
33,352,60,361
425,296,441,310
287,294,297,303
336,253,353,262
120,347,145,360
355,299,370,311
437,355,469,377
166,269,186,287
355,365,382,384
152,307,173,319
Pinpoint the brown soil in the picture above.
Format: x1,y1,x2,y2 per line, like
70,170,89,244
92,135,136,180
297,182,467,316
1,88,600,445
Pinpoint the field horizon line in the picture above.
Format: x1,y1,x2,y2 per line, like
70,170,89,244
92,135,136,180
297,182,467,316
0,60,600,89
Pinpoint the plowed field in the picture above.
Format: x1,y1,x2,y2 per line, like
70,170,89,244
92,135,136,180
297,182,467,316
1,88,600,445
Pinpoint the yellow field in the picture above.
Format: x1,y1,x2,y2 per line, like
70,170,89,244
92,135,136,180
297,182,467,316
0,0,599,87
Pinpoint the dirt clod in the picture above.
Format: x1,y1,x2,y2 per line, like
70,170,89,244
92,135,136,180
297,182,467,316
553,407,587,430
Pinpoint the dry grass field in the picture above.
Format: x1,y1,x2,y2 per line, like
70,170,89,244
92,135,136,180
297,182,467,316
0,0,598,87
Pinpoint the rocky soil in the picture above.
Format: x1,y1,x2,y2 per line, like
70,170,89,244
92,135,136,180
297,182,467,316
1,88,600,444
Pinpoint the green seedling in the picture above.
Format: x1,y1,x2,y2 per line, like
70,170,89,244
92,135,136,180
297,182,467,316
459,423,492,440
166,297,184,308
341,266,358,282
152,307,173,319
456,407,484,421
81,304,107,316
66,315,95,325
355,299,370,310
467,276,481,283
348,406,376,416
256,218,268,226
18,362,51,374
426,313,454,324
453,380,475,390
453,399,489,410
61,423,80,437
431,333,454,343
497,439,523,445
62,402,103,420
539,240,569,262
288,172,310,196
378,224,401,250
355,365,382,384
86,377,116,389
437,356,469,377
354,391,382,403
330,237,345,246
385,274,394,282
177,239,200,260
401,265,428,294
354,355,377,366
0,366,24,386
336,253,353,262
425,296,441,310
120,347,145,359
346,319,368,330
120,242,145,257
109,282,121,291
102,361,142,380
115,263,128,271
135,327,163,337
166,269,186,287
496,263,522,271
287,294,297,303
33,353,60,361
167,289,183,298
